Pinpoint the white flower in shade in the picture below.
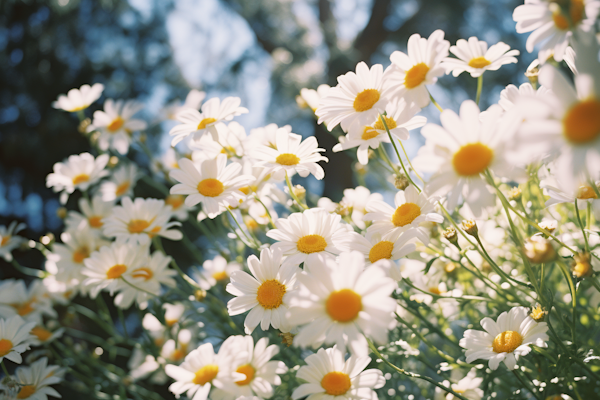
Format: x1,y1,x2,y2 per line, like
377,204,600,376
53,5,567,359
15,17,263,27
441,37,519,78
300,84,332,112
169,97,249,145
0,221,26,262
339,186,383,229
384,29,450,108
165,194,192,220
413,100,526,216
211,336,288,400
288,251,396,356
164,89,206,120
0,280,56,324
447,369,484,400
498,82,551,112
51,228,109,285
226,247,299,334
102,197,183,245
266,208,352,266
460,306,549,370
364,185,444,245
349,230,417,265
165,342,245,400
0,315,35,364
251,130,328,181
66,196,114,235
244,123,292,154
169,155,254,219
82,242,148,299
513,0,600,61
13,357,63,400
316,62,390,132
28,324,64,347
99,163,141,201
89,99,147,154
46,153,109,203
195,255,242,290
190,121,247,161
292,346,385,400
52,83,104,112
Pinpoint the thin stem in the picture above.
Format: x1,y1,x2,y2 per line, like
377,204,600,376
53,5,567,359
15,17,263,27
118,308,128,339
512,370,542,400
285,172,309,209
398,139,424,184
1,360,10,377
427,88,443,112
153,237,201,290
475,74,483,105
587,202,592,230
10,259,47,278
379,114,421,192
254,195,276,229
377,145,400,175
120,277,159,298
474,235,532,290
574,200,589,252
226,207,259,249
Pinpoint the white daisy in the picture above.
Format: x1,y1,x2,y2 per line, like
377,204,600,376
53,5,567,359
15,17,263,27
99,163,141,201
226,247,299,334
349,230,417,265
251,129,328,181
13,357,64,400
441,37,520,78
413,100,526,216
316,62,390,132
291,346,385,400
363,185,443,245
288,251,397,356
498,82,551,112
300,84,332,112
447,369,484,400
169,97,249,145
384,29,450,108
0,280,56,324
102,197,183,245
165,194,192,221
89,99,147,154
189,121,247,161
0,221,26,262
164,89,206,120
169,155,254,219
65,196,114,235
266,208,353,266
0,315,35,364
244,123,292,154
28,324,64,347
52,83,104,112
195,255,242,291
46,153,109,204
338,186,383,229
460,306,549,370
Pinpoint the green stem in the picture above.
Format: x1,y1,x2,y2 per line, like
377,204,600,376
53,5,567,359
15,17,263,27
1,360,9,377
285,172,309,209
226,208,259,249
474,235,532,290
398,139,424,184
120,277,159,298
475,74,483,105
587,202,592,230
512,370,542,400
574,200,589,252
379,114,421,192
428,90,444,112
153,236,201,291
377,145,400,175
10,259,47,278
254,195,276,229
118,308,128,339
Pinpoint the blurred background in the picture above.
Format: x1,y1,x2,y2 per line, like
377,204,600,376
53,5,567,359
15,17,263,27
0,0,529,238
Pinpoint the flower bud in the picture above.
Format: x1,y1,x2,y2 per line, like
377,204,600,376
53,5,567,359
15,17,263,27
461,220,478,237
530,304,547,322
108,155,119,168
539,220,557,234
525,59,540,87
56,207,68,219
78,118,91,134
442,227,459,246
292,185,306,200
572,252,593,278
394,174,410,191
279,331,295,347
194,289,207,302
524,235,556,264
507,187,522,201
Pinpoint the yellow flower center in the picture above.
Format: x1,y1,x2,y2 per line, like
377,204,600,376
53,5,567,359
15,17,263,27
0,339,13,357
17,385,36,399
361,126,379,140
128,219,151,233
353,89,381,112
165,194,185,209
577,185,598,200
31,326,53,342
320,371,352,396
326,289,362,323
452,143,494,176
256,279,286,309
368,241,394,263
573,260,592,278
131,267,154,281
235,364,256,386
404,62,430,89
193,364,219,385
72,174,90,185
11,302,34,316
297,234,328,254
468,57,491,69
374,115,397,131
108,116,125,132
552,0,585,30
429,287,442,295
72,246,90,264
171,344,188,361
88,216,104,228
530,306,546,321
391,202,421,227
197,117,217,130
1,236,10,246
238,186,251,195
275,153,300,166
562,99,600,144
115,181,130,197
245,218,259,231
212,271,229,281
197,178,224,197
492,330,523,353
106,264,127,279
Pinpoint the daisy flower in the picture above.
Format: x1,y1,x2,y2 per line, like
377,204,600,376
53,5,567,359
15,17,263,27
65,196,114,235
316,61,390,132
46,153,109,204
169,155,254,219
498,82,551,112
291,346,385,400
102,197,183,245
513,0,600,61
244,123,292,154
349,230,417,265
338,186,383,229
0,315,35,364
441,37,519,78
169,97,249,145
299,84,331,112
99,163,141,201
438,369,483,400
363,185,444,245
288,251,397,356
28,324,64,347
384,29,450,108
0,280,56,324
13,357,64,400
211,335,288,400
413,100,526,216
266,208,353,266
189,121,247,161
195,256,242,291
163,89,206,120
0,221,26,262
226,247,299,334
89,99,147,154
165,194,192,221
460,306,549,370
251,129,328,181
165,342,245,400
52,83,104,112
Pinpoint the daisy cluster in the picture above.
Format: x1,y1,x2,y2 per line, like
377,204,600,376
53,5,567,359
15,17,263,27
2,1,600,399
